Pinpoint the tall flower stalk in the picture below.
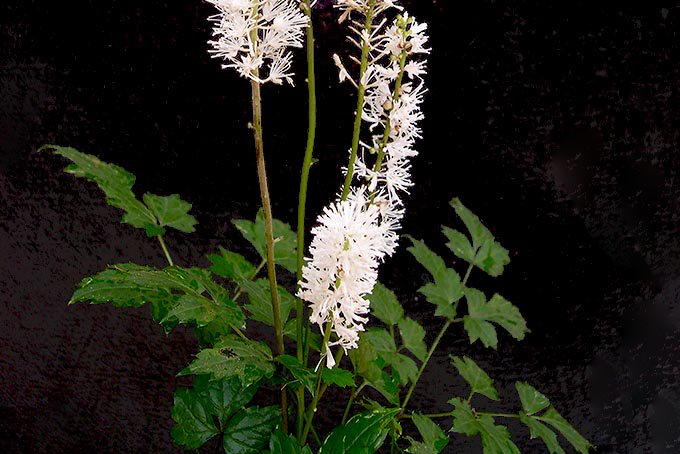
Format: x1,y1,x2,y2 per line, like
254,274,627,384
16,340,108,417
207,0,309,432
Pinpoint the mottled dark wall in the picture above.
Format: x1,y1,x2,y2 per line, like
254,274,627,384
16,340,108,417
1,0,679,452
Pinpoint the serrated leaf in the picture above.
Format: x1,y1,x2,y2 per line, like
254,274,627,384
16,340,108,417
233,210,297,274
171,375,258,450
368,283,403,326
208,247,256,282
364,328,397,355
320,408,400,454
222,405,281,454
180,336,275,387
392,353,418,386
268,428,313,454
515,382,550,415
407,238,464,319
442,227,475,263
69,263,245,332
475,240,510,277
449,398,520,454
276,355,316,395
398,317,427,362
537,408,592,454
463,289,528,348
241,278,295,327
349,337,400,405
451,356,499,401
449,198,510,277
321,367,355,388
41,145,157,230
449,198,493,250
143,193,197,233
408,414,449,454
519,414,565,454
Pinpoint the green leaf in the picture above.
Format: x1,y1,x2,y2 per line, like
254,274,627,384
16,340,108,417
407,414,449,453
407,237,464,318
276,355,316,395
368,283,403,326
392,353,418,386
69,263,245,332
349,337,400,405
180,336,275,387
515,382,550,415
321,367,355,388
320,408,400,454
40,145,157,230
519,414,565,454
142,193,197,233
241,279,295,328
268,428,312,454
538,408,592,454
364,328,397,355
222,405,281,454
449,198,510,277
233,210,297,274
398,317,427,362
463,289,528,348
208,247,256,281
449,198,493,250
449,398,520,454
442,226,475,263
171,375,258,450
450,356,499,401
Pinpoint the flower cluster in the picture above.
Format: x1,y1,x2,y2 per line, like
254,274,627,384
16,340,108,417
298,1,429,367
206,0,308,85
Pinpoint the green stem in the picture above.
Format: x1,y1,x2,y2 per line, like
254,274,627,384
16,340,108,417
341,381,367,425
301,322,333,443
340,0,376,201
250,78,287,432
401,263,475,413
296,0,317,438
157,236,174,266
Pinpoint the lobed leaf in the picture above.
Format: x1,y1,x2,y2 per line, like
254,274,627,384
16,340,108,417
406,414,449,454
171,375,258,450
233,210,297,274
319,408,400,454
448,198,509,277
276,355,316,395
180,336,275,387
463,289,528,348
208,247,257,282
407,237,464,318
368,283,404,326
515,382,550,415
537,408,592,454
143,193,197,233
268,428,313,454
398,317,428,362
241,279,295,328
321,367,355,388
449,398,520,454
519,414,565,454
450,356,499,401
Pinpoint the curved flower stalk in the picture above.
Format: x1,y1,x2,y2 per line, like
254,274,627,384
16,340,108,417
206,0,309,84
298,3,429,367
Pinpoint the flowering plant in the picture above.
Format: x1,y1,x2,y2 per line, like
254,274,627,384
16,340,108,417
39,0,591,452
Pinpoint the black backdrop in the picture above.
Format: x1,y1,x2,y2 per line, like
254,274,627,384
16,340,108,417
1,0,679,452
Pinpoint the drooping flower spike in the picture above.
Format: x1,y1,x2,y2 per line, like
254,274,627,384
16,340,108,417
206,0,309,85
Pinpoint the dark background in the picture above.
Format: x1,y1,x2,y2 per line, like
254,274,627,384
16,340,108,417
1,0,679,452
